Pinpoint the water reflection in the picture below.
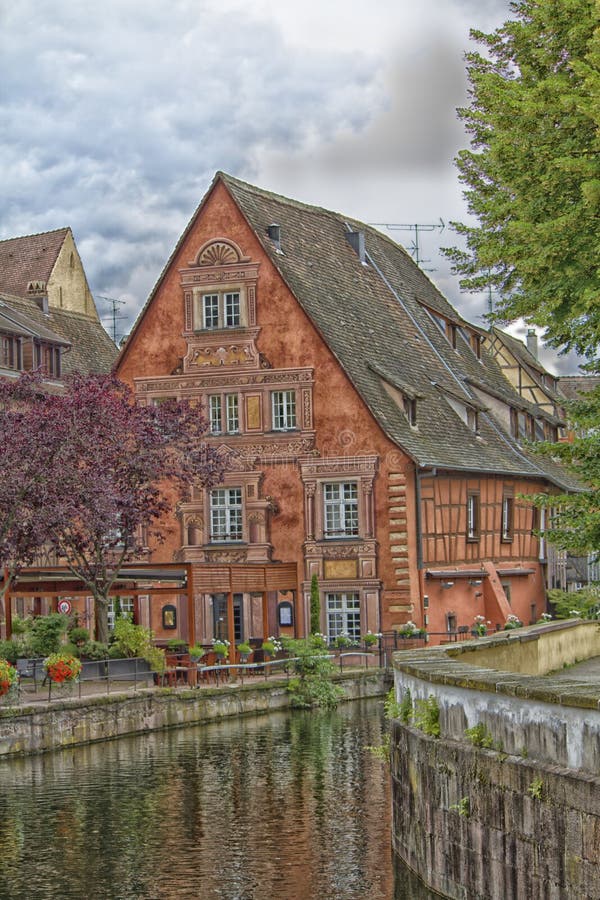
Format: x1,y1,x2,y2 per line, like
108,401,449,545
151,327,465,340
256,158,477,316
0,700,435,899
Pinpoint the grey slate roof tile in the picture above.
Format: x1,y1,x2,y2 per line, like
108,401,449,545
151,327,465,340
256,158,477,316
0,292,117,375
219,173,579,490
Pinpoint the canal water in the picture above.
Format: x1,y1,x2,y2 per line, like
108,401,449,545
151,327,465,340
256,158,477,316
0,699,435,899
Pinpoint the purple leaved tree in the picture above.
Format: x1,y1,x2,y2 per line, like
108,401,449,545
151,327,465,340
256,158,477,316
0,374,65,619
1,373,224,643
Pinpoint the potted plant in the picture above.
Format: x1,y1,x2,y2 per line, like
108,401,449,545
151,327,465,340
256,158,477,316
261,636,282,659
212,638,230,662
236,641,252,662
44,652,82,683
504,614,523,630
167,637,188,655
0,658,18,699
334,633,355,650
189,644,205,663
398,621,426,639
471,615,489,637
362,630,381,649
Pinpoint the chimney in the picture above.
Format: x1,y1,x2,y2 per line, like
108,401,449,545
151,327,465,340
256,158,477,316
27,280,49,313
346,229,366,264
267,223,281,252
526,328,538,359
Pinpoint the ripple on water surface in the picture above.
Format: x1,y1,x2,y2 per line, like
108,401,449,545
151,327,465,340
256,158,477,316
0,699,436,900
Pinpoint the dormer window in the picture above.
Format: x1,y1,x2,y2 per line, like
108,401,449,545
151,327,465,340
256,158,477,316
34,341,61,377
403,395,417,426
467,408,479,433
470,333,482,359
1,334,22,370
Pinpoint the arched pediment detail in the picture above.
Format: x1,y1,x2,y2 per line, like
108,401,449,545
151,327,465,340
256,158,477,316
193,239,246,267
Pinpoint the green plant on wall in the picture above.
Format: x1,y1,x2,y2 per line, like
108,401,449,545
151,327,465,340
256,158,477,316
465,723,494,749
399,688,413,724
383,686,401,720
528,777,544,800
310,574,320,634
414,695,440,737
450,797,470,817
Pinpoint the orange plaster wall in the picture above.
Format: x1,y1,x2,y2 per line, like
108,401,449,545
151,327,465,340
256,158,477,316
117,180,421,630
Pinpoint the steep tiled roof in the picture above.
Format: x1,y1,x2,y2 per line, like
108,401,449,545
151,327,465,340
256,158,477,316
559,375,600,402
217,173,579,491
0,229,69,297
121,172,579,491
0,297,70,345
0,292,117,375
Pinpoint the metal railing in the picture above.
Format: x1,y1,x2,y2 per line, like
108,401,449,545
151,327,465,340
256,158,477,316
11,651,383,702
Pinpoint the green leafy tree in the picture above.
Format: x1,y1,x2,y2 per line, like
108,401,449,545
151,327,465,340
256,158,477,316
310,574,321,634
527,385,600,553
286,636,344,709
445,0,600,359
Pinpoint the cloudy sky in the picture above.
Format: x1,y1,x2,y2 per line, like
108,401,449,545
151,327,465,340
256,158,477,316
0,0,579,372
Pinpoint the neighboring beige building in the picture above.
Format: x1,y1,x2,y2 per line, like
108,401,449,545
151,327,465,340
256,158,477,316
0,227,117,378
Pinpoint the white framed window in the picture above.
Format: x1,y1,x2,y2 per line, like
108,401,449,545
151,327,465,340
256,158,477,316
210,488,243,542
224,292,240,327
201,291,241,329
326,592,361,641
271,390,297,430
467,492,480,541
323,482,358,538
226,394,239,433
107,597,135,632
501,494,514,542
203,294,219,329
209,395,222,434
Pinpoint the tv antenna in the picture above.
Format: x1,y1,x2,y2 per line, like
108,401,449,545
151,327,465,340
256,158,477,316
370,219,445,269
97,295,126,346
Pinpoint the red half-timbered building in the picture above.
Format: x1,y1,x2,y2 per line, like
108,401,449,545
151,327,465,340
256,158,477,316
116,173,578,646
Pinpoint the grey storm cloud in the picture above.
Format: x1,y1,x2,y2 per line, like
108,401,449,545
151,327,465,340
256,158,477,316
1,0,381,335
0,0,583,374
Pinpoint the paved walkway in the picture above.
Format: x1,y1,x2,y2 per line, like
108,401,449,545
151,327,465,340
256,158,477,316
551,655,600,682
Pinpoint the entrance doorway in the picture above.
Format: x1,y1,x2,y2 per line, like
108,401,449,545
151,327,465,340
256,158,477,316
212,593,244,642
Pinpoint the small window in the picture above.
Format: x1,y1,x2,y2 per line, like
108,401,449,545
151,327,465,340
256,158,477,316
448,324,458,349
203,294,219,329
226,394,239,433
272,390,296,430
224,292,240,327
467,493,480,541
403,395,417,426
209,395,222,434
324,482,359,538
471,333,482,359
501,494,514,542
467,408,479,433
1,335,22,370
531,505,540,535
210,488,243,542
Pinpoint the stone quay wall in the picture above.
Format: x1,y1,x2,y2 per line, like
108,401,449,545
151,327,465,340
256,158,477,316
391,622,600,899
0,671,388,758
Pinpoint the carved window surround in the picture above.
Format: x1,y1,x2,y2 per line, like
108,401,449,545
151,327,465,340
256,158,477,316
300,455,378,543
177,465,273,564
180,238,259,337
135,368,315,456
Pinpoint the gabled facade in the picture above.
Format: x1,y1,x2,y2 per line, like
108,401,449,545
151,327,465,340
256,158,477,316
117,173,579,646
0,228,117,380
